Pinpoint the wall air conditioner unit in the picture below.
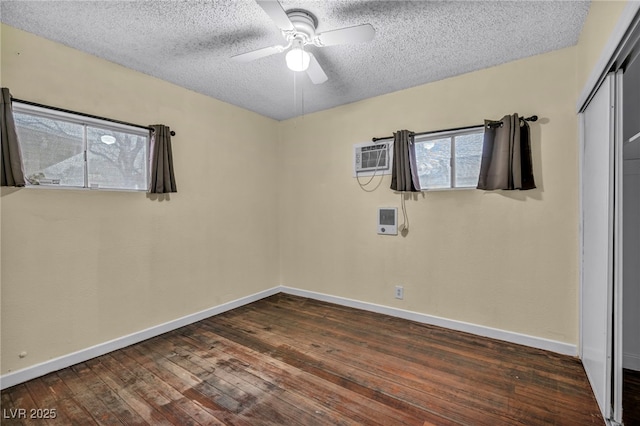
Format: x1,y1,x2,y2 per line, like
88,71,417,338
353,142,391,175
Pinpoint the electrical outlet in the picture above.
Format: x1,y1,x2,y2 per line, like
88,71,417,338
395,285,404,300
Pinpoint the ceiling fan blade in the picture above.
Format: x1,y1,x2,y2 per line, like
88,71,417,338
256,0,294,31
306,53,328,85
231,45,284,62
315,24,375,46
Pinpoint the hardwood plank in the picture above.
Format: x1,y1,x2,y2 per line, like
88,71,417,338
119,342,255,425
218,303,516,396
128,342,244,416
1,293,604,425
99,352,202,425
84,358,176,426
210,302,537,422
55,367,125,425
139,338,252,409
23,377,73,425
5,383,64,426
70,362,148,426
179,324,427,426
40,372,104,425
150,332,319,425
209,296,593,424
261,294,580,382
223,297,600,424
200,313,509,425
256,297,597,393
1,391,22,426
181,323,449,426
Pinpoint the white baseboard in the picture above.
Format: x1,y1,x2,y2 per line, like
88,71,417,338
623,352,640,371
280,286,577,357
0,286,281,390
1,284,577,390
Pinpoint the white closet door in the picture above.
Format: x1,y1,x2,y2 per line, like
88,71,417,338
581,73,615,419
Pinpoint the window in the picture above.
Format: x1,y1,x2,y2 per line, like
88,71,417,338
414,127,484,189
13,103,149,191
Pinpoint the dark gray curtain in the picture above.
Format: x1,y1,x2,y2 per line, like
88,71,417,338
390,130,420,192
1,88,25,187
477,113,536,191
149,125,177,193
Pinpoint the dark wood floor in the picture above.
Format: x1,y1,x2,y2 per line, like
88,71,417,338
624,368,640,426
1,293,603,425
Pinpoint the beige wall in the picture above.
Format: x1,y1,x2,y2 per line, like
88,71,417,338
279,48,580,344
0,25,280,374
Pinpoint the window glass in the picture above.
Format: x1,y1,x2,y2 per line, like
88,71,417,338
13,104,149,191
414,128,484,190
415,137,451,189
87,127,148,190
454,133,483,188
14,113,85,187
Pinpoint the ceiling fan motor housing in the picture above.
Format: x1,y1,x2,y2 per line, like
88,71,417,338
285,10,318,44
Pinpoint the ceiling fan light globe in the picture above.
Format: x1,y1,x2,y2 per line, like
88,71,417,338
285,48,310,71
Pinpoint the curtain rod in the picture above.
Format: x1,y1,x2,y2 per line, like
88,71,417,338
11,98,176,136
371,115,538,142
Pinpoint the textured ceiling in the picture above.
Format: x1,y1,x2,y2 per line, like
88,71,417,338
0,0,590,121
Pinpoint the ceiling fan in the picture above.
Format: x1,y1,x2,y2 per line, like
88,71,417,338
232,0,376,84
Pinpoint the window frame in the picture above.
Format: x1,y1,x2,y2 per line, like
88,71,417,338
414,126,485,191
13,101,150,192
